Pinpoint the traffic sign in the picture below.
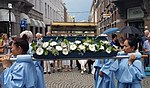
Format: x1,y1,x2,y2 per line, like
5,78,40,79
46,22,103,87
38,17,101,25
20,19,26,28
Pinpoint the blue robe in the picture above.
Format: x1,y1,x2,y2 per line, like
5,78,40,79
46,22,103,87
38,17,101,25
93,59,102,88
96,59,116,88
110,51,145,88
28,43,46,88
93,59,116,88
1,55,37,88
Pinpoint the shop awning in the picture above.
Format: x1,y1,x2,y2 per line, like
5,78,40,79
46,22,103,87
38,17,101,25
20,13,31,24
41,21,46,28
36,20,43,27
0,9,16,22
30,18,38,27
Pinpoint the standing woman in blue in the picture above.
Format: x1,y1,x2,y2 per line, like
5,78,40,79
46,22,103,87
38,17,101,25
110,38,145,88
1,38,37,88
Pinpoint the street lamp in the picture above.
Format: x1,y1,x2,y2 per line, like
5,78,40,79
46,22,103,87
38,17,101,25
8,3,12,37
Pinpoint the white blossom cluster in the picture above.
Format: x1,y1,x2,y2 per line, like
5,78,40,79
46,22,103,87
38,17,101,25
31,37,116,56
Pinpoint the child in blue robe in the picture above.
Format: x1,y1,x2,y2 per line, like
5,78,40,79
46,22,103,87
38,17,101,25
110,38,145,88
1,38,38,88
94,59,116,88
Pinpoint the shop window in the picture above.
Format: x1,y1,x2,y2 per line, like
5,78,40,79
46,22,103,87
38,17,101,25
40,28,43,34
35,27,38,34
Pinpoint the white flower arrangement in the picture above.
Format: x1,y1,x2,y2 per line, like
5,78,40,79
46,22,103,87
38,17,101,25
31,37,117,56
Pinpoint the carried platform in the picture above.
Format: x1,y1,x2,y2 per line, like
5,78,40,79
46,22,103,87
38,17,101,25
32,36,117,60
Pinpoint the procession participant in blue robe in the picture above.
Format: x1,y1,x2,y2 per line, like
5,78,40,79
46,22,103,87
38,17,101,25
110,38,145,88
93,59,102,88
95,59,116,88
20,31,46,88
1,38,38,88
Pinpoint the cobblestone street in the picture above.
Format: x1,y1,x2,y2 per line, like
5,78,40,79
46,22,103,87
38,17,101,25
44,68,150,88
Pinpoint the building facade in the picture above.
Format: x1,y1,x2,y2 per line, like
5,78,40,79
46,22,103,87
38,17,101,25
89,0,122,34
89,0,150,34
0,0,66,37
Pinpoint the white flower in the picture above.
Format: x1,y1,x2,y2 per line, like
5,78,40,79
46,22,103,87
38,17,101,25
61,42,67,48
99,45,104,50
42,42,49,48
33,37,116,56
106,48,111,53
89,44,96,51
50,41,57,46
78,44,85,50
36,47,44,55
62,48,69,55
75,40,81,44
70,44,77,50
56,46,63,51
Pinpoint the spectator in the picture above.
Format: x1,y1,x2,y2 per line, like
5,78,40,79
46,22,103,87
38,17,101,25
0,34,10,54
43,32,54,74
87,59,94,74
138,30,150,51
118,37,125,49
142,30,149,42
143,33,150,67
110,34,120,48
78,60,87,74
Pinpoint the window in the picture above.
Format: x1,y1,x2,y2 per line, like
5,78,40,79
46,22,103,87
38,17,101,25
48,5,50,19
45,3,47,18
39,0,42,11
50,7,52,19
35,0,37,9
40,28,43,34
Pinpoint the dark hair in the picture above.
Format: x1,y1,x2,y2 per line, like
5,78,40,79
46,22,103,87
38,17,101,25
22,34,29,41
127,37,138,51
14,37,29,54
119,37,125,43
112,34,117,39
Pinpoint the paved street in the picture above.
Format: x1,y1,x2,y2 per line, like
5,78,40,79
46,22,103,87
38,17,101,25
44,68,150,88
44,68,93,88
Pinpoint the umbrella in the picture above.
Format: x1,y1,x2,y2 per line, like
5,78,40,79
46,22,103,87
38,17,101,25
102,28,119,34
118,26,143,34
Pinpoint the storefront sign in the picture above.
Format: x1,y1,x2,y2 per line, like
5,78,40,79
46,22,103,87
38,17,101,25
127,7,144,19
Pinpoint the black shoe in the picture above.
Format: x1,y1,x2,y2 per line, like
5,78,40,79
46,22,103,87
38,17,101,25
44,72,47,74
52,70,55,73
88,71,91,74
78,68,81,70
48,72,51,74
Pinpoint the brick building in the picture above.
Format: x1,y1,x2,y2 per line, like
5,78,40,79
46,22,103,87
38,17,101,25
89,0,150,34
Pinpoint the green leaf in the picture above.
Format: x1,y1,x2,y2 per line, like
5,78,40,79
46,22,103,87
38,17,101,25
44,50,49,55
